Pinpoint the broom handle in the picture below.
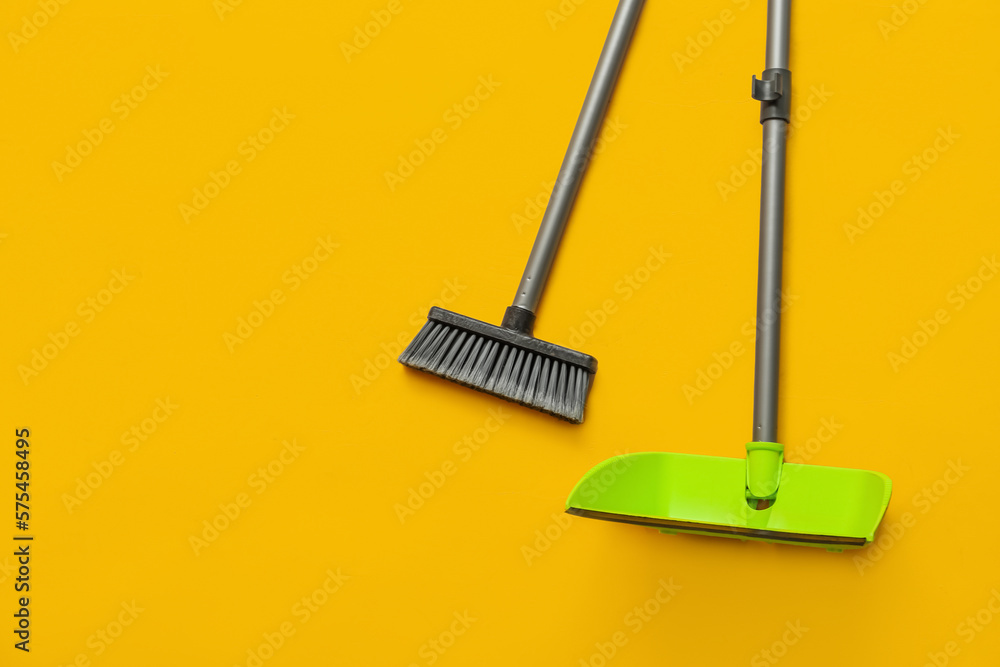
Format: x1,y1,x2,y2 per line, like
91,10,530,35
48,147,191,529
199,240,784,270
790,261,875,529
751,0,791,443
511,0,645,315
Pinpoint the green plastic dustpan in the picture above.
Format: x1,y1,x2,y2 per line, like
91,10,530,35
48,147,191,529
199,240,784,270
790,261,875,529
566,452,892,550
565,0,892,550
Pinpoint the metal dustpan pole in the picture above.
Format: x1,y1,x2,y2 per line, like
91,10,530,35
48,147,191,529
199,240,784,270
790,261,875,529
744,0,792,500
752,0,791,446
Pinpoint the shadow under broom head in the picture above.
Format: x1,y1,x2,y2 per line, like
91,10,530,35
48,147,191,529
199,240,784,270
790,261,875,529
398,0,646,423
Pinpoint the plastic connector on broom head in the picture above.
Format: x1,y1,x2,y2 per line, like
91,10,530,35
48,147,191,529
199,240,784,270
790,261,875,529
399,307,598,423
566,451,892,550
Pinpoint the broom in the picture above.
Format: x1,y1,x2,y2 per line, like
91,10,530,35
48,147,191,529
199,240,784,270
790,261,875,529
399,0,646,423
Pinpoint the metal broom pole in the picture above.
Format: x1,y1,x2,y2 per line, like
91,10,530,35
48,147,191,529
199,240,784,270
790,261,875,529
504,0,646,334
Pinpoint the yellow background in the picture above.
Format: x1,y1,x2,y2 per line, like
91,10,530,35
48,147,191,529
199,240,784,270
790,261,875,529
2,0,999,664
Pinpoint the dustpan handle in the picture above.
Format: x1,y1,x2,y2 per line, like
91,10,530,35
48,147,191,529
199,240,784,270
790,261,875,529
752,0,791,443
510,0,646,317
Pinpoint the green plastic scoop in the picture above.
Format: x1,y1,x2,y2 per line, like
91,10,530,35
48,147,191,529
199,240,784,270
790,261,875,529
565,0,892,551
567,451,891,550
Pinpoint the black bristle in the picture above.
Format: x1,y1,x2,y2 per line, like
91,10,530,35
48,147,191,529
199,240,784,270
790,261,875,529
399,308,597,424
